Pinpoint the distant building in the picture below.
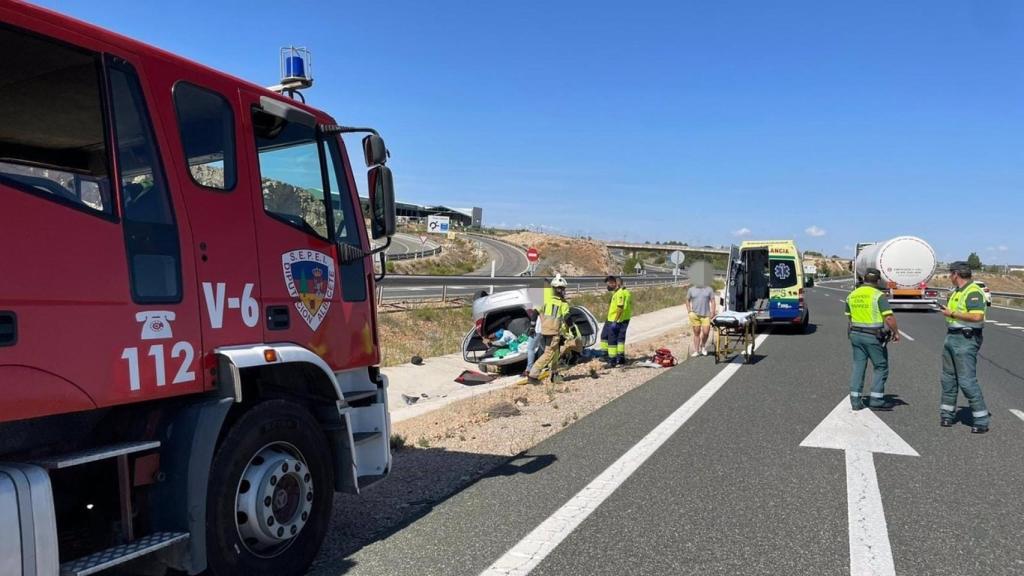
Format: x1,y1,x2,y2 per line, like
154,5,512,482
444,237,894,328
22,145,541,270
359,197,481,228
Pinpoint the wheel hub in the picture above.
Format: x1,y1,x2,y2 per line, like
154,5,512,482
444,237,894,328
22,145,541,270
235,442,314,557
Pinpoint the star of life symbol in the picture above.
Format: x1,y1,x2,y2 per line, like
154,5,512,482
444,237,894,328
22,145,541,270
774,262,791,280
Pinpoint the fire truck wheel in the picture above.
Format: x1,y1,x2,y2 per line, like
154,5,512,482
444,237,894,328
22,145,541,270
206,399,334,576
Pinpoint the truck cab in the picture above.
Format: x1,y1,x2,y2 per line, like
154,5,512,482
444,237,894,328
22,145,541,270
0,4,397,575
724,240,810,332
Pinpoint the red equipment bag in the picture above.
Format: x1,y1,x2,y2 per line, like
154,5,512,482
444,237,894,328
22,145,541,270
652,348,676,367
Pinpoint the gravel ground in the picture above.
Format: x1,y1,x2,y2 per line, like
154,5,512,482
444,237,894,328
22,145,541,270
309,328,693,572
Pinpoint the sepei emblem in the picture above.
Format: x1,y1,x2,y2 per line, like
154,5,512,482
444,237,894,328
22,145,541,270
282,250,336,331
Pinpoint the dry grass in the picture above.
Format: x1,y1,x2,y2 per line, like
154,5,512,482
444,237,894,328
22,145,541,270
572,285,689,319
500,231,612,276
377,304,475,366
389,236,486,276
973,272,1024,294
805,256,854,276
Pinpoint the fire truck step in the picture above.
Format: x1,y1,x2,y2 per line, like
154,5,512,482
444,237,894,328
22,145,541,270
59,531,188,576
352,431,383,445
33,441,161,470
343,389,379,405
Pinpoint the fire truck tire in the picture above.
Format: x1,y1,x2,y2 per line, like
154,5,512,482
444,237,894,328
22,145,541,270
205,399,334,576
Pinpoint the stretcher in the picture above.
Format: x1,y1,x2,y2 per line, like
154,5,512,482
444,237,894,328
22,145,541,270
711,310,757,364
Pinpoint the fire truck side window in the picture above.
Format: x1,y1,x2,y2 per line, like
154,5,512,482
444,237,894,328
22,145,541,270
254,113,329,240
173,82,237,190
108,58,182,303
0,25,112,214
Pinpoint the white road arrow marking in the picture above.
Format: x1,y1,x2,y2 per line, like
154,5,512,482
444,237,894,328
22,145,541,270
1010,409,1024,423
801,399,919,576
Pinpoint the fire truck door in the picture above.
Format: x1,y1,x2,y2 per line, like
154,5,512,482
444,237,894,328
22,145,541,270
240,90,375,370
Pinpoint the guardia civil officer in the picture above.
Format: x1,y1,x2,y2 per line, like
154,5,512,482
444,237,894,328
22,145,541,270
845,268,900,410
938,261,990,433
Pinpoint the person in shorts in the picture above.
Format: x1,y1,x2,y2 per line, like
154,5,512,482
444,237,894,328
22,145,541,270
686,283,717,356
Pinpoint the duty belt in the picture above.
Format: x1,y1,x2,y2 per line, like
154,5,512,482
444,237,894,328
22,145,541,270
849,326,882,335
947,327,982,336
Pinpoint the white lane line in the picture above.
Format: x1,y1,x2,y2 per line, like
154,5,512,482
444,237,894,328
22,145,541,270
818,285,853,293
898,330,915,341
1010,327,1024,331
1011,409,1024,422
991,304,1024,312
995,323,1011,327
481,333,770,576
985,320,998,324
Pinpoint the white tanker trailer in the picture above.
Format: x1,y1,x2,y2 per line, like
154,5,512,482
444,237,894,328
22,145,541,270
855,236,938,311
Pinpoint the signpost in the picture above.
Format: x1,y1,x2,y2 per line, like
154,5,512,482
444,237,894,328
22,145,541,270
419,233,428,246
527,247,539,275
670,250,685,277
427,215,450,234
634,261,643,275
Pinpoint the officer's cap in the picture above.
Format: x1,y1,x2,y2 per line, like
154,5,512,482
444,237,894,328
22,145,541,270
948,261,972,276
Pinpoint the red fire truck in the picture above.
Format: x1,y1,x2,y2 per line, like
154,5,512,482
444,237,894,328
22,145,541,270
0,2,398,574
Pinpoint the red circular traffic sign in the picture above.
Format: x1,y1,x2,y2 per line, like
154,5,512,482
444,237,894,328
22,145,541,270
527,247,539,263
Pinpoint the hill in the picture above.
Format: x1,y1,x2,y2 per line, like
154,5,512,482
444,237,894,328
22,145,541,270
498,232,612,276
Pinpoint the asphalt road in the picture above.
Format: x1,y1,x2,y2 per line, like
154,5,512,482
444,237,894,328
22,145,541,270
386,233,439,256
469,235,530,276
329,284,1024,575
378,235,530,300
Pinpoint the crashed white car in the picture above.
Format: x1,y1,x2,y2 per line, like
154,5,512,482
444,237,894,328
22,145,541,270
462,288,599,371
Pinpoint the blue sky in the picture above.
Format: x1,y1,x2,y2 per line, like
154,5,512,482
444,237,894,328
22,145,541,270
37,0,1024,264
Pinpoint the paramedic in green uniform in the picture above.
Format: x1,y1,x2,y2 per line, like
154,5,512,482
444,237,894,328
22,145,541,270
845,268,900,410
938,261,990,433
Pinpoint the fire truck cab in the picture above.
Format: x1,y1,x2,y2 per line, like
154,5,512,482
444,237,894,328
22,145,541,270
0,2,397,575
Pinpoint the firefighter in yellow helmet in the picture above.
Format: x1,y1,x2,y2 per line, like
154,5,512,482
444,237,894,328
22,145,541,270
528,274,570,385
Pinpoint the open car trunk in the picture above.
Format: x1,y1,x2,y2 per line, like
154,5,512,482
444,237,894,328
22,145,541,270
462,289,599,370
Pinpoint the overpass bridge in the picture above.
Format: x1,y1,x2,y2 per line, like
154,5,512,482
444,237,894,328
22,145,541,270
605,242,730,257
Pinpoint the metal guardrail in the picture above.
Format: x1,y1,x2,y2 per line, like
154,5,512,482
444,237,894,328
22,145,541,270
387,245,442,261
376,273,694,304
927,286,1024,306
816,279,1024,309
376,272,730,305
380,273,685,288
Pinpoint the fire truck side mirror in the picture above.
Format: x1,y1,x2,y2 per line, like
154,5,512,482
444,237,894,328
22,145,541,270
368,165,396,239
362,134,388,167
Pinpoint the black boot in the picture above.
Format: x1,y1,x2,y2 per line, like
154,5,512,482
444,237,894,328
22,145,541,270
940,417,954,428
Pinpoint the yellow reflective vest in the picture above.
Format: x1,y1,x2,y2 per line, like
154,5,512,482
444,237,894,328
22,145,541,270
846,285,892,329
947,281,986,328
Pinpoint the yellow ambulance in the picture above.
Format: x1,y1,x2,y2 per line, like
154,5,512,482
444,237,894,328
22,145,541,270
725,240,810,332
